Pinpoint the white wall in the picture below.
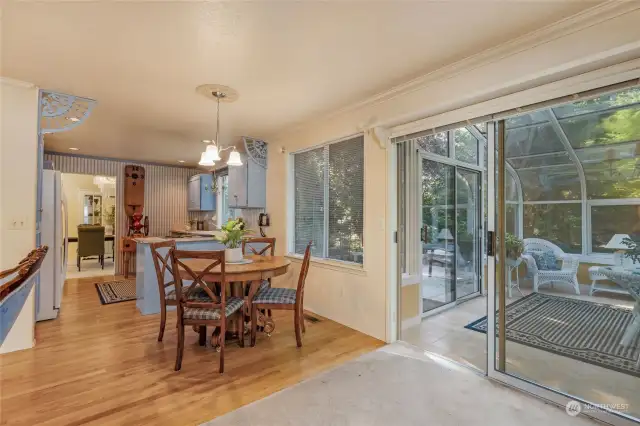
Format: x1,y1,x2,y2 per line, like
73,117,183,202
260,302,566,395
0,78,39,352
266,3,640,342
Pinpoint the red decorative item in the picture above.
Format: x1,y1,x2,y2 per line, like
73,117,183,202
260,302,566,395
127,213,150,237
124,164,150,237
132,212,143,234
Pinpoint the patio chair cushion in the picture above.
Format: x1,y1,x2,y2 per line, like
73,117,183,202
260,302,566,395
526,251,560,271
182,296,244,321
253,287,297,305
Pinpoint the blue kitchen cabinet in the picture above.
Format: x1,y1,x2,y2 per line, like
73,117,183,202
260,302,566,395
188,174,216,211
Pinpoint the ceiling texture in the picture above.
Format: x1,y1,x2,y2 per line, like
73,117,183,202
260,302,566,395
1,1,600,166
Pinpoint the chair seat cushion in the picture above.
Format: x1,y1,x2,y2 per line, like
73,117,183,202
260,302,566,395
166,287,211,302
182,297,245,321
525,251,560,271
253,287,297,305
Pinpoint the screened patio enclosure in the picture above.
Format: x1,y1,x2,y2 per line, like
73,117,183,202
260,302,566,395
502,87,640,259
398,83,640,424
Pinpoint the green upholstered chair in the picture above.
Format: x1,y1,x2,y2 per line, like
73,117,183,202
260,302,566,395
77,225,105,271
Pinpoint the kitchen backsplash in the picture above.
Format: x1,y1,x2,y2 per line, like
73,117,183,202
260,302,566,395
233,208,263,232
187,208,264,233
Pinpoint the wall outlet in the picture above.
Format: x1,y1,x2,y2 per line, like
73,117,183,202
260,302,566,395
9,217,28,230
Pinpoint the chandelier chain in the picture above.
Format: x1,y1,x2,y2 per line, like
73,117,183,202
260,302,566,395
216,93,220,146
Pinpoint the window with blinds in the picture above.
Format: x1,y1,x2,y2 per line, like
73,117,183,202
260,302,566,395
292,135,364,264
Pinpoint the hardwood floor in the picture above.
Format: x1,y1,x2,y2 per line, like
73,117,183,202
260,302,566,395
0,275,383,425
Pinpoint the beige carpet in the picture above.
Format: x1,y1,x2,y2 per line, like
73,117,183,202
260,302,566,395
202,342,598,426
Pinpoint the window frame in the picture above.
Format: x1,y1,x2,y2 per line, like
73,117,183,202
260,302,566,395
287,133,366,268
586,198,640,263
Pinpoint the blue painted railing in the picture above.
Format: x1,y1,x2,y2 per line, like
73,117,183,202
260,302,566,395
0,272,37,345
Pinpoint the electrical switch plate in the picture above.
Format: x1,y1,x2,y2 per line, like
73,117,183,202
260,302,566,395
9,217,27,230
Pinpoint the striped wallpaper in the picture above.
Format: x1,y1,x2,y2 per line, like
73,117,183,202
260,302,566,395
44,152,205,275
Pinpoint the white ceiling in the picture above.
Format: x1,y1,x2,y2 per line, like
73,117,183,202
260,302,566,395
1,1,600,166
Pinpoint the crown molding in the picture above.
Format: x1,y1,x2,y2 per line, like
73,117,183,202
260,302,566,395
269,0,640,140
0,77,36,89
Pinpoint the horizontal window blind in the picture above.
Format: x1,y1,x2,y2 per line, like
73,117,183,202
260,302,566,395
294,147,325,258
328,136,364,264
292,135,365,264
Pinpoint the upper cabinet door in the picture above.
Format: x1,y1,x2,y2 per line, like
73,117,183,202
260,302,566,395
188,174,216,211
226,138,267,209
199,174,215,211
246,157,266,208
228,159,248,207
188,176,200,211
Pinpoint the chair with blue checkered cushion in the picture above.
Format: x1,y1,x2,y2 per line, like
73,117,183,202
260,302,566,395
250,241,312,348
151,241,221,343
150,240,178,342
171,249,244,373
242,237,277,322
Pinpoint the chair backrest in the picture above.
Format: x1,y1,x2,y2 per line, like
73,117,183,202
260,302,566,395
170,249,226,314
242,237,276,256
523,238,566,258
296,241,312,306
78,225,105,257
150,240,177,301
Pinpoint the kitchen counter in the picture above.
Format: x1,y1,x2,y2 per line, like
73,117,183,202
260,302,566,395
133,236,219,244
170,229,221,237
135,237,225,315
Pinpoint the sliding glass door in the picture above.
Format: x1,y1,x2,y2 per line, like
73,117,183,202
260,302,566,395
487,85,640,425
456,168,481,299
421,159,456,312
421,157,481,313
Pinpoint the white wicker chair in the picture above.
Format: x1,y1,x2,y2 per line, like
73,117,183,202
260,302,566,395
522,238,580,295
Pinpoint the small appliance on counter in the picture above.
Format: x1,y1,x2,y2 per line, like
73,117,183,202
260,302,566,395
259,212,270,237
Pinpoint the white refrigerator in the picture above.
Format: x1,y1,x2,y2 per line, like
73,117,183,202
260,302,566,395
37,170,68,321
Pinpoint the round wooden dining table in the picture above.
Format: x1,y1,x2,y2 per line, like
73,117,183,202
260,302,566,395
178,255,291,346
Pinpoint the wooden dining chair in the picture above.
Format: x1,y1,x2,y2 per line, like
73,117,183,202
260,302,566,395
242,237,276,323
171,249,245,373
242,237,276,292
150,241,211,342
250,241,311,348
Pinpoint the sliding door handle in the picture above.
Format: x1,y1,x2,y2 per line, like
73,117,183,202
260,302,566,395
487,231,496,256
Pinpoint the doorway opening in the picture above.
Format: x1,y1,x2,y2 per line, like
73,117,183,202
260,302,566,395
62,173,117,279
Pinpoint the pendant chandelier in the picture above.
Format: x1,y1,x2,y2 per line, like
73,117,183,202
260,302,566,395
196,84,242,167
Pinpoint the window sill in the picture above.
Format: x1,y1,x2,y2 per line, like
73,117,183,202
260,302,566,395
285,253,367,276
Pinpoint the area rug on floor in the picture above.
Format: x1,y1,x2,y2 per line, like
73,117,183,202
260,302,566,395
465,293,640,377
201,342,593,426
95,279,136,305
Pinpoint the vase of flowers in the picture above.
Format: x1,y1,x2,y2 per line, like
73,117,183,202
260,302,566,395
218,218,249,262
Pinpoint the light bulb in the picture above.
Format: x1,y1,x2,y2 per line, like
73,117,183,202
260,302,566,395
205,144,221,161
198,152,215,167
227,150,243,166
